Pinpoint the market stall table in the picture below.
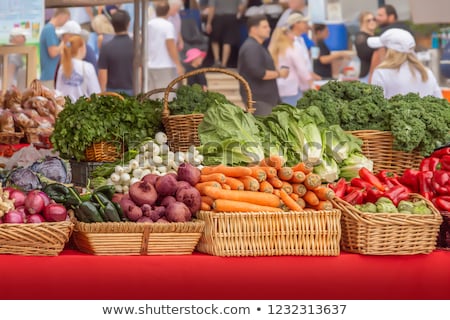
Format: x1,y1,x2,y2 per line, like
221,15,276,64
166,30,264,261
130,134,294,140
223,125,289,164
0,249,448,300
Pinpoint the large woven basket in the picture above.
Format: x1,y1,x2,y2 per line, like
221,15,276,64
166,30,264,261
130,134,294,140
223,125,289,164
331,194,442,255
0,220,74,256
71,214,205,256
196,209,341,257
162,67,255,152
348,130,423,173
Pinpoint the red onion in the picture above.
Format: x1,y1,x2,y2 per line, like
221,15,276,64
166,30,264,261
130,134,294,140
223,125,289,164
15,206,27,222
3,211,24,224
27,214,46,223
24,190,45,215
43,203,67,222
37,191,52,207
8,189,26,208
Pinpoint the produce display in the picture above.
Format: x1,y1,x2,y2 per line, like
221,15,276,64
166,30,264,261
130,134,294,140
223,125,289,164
297,81,450,155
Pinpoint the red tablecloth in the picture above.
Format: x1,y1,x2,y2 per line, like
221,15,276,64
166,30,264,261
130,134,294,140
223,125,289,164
0,249,449,300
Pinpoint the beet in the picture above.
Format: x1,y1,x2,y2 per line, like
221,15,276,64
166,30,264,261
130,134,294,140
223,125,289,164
137,216,154,223
160,196,176,207
141,204,153,217
176,186,202,215
166,201,191,222
156,217,170,223
129,181,157,206
155,174,178,196
127,205,143,222
177,162,201,186
141,174,159,186
176,181,192,191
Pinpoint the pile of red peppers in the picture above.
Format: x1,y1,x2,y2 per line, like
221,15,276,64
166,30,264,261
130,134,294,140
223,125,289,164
330,167,410,206
330,146,450,212
399,147,450,212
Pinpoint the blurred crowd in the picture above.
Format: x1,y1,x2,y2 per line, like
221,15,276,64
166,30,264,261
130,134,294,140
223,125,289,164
5,0,443,114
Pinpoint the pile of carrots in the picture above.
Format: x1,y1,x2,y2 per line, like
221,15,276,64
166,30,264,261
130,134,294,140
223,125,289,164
195,155,335,212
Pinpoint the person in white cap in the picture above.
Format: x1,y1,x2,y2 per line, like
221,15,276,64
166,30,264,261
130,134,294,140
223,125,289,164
368,28,442,99
6,27,29,90
56,20,98,72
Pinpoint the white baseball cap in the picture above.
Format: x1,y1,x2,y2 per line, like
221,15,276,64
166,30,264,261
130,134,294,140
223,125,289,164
367,28,415,53
56,20,82,37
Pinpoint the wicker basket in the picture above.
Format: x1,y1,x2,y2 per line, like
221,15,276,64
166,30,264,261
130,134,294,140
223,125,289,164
25,128,53,147
85,141,121,162
71,214,205,256
348,130,423,173
162,67,255,152
331,194,442,255
196,209,341,257
0,130,24,145
438,211,450,249
0,220,74,256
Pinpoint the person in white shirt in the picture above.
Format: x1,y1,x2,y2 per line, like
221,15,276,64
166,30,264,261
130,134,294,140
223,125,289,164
147,1,184,96
268,26,313,105
55,35,101,102
368,28,442,99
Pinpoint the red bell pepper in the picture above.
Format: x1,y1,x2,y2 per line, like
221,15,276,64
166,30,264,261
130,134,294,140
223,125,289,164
365,187,384,203
430,147,450,159
383,184,411,206
376,170,398,182
419,157,440,171
343,189,365,205
418,171,434,200
351,178,374,190
358,167,385,191
399,169,420,193
440,155,450,172
332,178,347,199
435,196,450,211
433,170,450,186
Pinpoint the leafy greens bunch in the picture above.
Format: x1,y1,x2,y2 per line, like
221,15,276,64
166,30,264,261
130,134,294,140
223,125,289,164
51,94,164,161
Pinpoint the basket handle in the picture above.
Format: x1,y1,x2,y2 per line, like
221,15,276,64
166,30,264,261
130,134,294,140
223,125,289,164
162,67,255,117
96,91,125,101
139,88,176,102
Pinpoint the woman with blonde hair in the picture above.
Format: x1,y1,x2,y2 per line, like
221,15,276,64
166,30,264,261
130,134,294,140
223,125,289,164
368,28,442,98
354,11,377,82
55,35,101,102
91,12,115,51
268,26,313,105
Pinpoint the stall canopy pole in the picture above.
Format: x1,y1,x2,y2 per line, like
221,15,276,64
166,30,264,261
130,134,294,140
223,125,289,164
141,0,149,93
133,0,141,94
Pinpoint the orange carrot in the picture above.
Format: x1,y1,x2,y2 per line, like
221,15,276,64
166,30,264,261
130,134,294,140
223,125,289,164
195,181,221,194
289,193,299,201
272,189,281,197
213,199,283,212
201,202,211,211
296,197,306,209
279,189,303,211
249,166,267,182
260,166,277,178
201,196,214,206
281,181,293,194
313,186,335,201
278,167,294,181
259,180,274,193
313,200,333,211
292,161,314,174
238,176,260,191
201,165,252,177
303,173,322,190
260,155,285,170
224,177,244,190
221,183,231,190
290,171,306,184
303,190,320,206
202,186,281,208
267,176,283,189
200,173,227,183
292,183,307,197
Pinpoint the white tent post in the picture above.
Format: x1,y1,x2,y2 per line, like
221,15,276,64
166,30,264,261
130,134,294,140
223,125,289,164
133,0,141,94
140,0,148,93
